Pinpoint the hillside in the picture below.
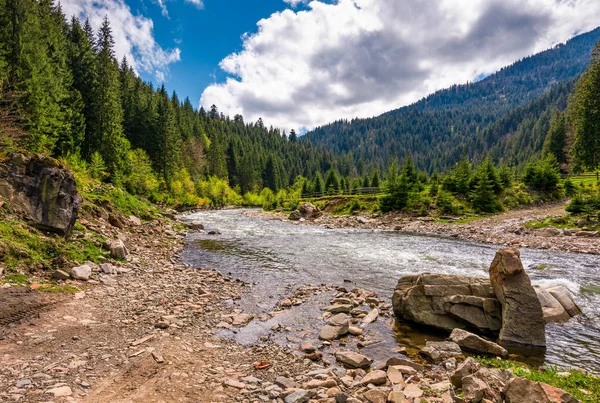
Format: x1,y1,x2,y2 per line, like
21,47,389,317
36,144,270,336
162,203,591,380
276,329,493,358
303,27,600,173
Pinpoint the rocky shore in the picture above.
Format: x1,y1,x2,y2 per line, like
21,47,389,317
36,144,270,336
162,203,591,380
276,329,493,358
0,207,592,402
246,203,600,255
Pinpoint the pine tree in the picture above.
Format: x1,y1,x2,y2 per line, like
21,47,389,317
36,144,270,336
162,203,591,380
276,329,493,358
313,173,324,194
324,168,340,193
568,41,600,175
263,155,280,191
543,110,567,165
471,170,499,213
289,129,298,143
371,169,380,188
155,85,181,183
95,16,129,180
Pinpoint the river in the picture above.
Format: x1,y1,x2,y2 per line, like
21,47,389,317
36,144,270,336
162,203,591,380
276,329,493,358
181,209,600,373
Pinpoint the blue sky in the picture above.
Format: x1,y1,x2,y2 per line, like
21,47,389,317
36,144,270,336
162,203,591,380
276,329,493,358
133,0,311,108
63,0,600,132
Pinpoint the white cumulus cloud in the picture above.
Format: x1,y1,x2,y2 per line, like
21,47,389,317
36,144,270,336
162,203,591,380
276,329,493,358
61,0,181,82
201,0,600,132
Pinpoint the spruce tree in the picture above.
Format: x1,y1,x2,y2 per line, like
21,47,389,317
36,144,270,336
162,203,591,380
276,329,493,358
543,111,567,165
95,16,129,180
371,169,380,188
568,41,600,176
155,85,181,183
324,168,340,193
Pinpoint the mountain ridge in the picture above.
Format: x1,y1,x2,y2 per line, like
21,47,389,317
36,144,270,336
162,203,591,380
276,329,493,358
303,27,600,173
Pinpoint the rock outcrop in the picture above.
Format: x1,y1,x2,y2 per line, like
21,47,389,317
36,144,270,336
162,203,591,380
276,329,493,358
0,153,82,238
298,202,323,220
392,273,502,333
393,248,581,350
489,248,546,348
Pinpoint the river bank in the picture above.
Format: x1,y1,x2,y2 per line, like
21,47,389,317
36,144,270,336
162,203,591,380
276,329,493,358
1,208,598,402
245,203,600,255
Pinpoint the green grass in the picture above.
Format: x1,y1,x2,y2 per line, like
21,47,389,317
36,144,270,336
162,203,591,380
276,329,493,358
524,215,599,231
4,273,30,285
569,174,599,187
37,283,80,293
0,217,106,272
476,357,600,403
82,186,158,220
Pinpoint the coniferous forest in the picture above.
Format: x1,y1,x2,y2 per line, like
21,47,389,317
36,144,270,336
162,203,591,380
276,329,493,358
1,1,600,215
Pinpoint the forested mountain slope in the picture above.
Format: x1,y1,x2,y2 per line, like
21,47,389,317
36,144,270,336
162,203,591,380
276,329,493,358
303,27,600,173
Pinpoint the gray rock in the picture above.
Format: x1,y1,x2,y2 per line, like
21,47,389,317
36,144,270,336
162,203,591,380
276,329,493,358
392,273,502,333
186,221,204,230
52,269,70,280
298,202,323,220
275,376,299,389
547,286,581,317
232,313,254,327
419,341,462,364
288,210,302,221
71,264,92,281
535,288,571,324
449,328,508,357
335,351,371,368
462,368,513,403
323,304,353,314
128,215,142,226
489,248,546,348
319,324,348,341
100,263,116,274
110,240,128,260
360,370,387,386
284,389,315,403
385,357,424,372
0,153,82,238
451,357,480,389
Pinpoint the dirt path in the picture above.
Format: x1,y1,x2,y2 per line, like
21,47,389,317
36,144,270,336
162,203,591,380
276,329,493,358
0,218,309,402
248,203,600,255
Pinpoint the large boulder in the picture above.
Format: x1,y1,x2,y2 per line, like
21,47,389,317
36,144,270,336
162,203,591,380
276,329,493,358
0,153,82,238
392,273,502,333
504,377,579,403
298,202,323,220
489,248,546,348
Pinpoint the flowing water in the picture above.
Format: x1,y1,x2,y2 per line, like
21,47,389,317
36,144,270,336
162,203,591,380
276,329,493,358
181,209,600,372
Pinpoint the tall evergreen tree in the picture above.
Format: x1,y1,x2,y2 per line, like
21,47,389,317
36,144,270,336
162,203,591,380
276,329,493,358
95,16,129,180
543,110,567,165
155,85,181,183
568,41,600,175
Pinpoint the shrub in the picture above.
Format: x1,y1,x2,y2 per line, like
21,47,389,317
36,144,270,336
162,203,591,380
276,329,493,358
523,155,562,194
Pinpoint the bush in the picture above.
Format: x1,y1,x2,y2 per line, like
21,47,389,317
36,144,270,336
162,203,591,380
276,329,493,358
502,184,533,209
123,149,159,197
196,176,242,207
523,155,562,194
436,190,461,215
260,188,276,210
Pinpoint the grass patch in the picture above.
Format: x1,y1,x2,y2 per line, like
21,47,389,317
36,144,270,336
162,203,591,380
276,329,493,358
524,215,600,231
83,186,158,220
0,217,106,272
476,357,600,403
4,273,30,285
36,283,81,293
